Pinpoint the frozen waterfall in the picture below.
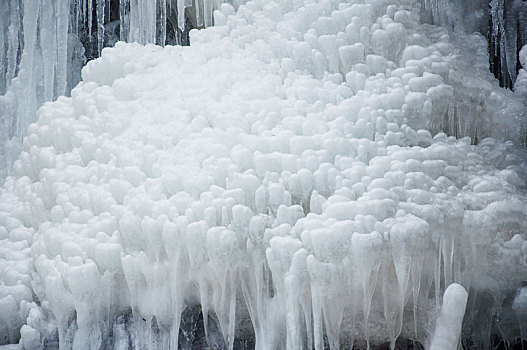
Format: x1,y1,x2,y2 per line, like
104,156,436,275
0,0,527,349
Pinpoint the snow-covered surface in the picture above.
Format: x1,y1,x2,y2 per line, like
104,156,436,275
0,0,526,349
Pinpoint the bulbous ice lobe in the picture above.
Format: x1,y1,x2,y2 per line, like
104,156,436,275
0,0,526,349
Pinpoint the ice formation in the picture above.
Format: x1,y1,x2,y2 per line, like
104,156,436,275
0,0,241,180
1,0,526,183
487,0,527,89
429,284,467,350
0,0,526,349
516,45,527,100
422,0,527,90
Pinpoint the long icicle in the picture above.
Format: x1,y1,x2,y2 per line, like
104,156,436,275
18,0,40,139
55,0,70,97
96,0,105,55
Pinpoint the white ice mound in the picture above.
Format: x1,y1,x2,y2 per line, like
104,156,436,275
1,0,527,349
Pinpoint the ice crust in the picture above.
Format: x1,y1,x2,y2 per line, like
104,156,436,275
0,0,527,349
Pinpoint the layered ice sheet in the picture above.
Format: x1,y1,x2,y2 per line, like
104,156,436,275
0,0,527,349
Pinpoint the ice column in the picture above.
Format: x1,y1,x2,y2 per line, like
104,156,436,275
429,284,468,350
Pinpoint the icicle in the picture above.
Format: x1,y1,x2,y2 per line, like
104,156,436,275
40,0,56,101
504,0,518,85
434,243,442,309
146,0,156,44
106,0,111,26
351,232,383,350
307,255,339,350
453,238,461,284
227,271,237,350
82,0,86,24
88,0,93,37
489,0,515,87
178,0,186,31
410,254,425,337
196,0,204,28
284,275,301,350
18,0,41,138
97,0,105,55
158,0,167,46
119,0,129,41
321,266,345,350
128,0,138,43
240,246,280,350
441,235,454,288
386,217,429,350
382,260,403,350
204,0,213,27
513,286,527,350
490,0,499,57
0,3,6,94
129,0,155,45
6,0,21,86
74,0,81,35
55,0,70,98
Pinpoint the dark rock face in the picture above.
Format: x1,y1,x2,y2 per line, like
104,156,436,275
178,305,225,350
488,0,527,89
